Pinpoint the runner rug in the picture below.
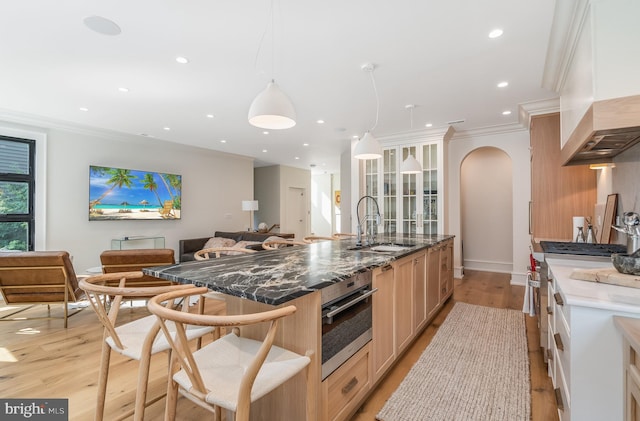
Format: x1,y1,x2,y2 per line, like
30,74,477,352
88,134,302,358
376,302,530,421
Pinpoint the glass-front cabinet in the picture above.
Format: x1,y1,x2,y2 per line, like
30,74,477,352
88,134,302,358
363,137,444,235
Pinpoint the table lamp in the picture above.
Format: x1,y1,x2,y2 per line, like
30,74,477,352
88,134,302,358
242,200,259,231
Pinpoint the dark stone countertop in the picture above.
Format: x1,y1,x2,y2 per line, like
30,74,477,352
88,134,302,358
144,234,454,305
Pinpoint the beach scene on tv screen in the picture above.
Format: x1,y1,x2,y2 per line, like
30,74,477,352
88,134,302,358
89,166,181,220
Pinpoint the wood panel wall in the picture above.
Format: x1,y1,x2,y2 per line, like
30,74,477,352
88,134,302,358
531,113,597,241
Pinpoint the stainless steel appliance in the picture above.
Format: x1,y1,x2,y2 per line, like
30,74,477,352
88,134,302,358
320,270,376,380
534,241,627,362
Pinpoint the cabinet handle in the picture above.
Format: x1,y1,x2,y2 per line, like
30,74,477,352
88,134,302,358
554,292,564,306
546,348,553,361
554,333,564,351
342,377,358,395
382,264,393,272
554,388,564,411
548,277,553,284
546,306,553,315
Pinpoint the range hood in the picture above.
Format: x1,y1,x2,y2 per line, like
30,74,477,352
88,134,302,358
561,95,640,166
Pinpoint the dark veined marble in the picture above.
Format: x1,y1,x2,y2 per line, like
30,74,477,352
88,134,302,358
144,234,454,305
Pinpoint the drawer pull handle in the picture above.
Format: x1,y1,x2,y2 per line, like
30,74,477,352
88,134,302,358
548,277,553,284
382,265,393,272
554,388,564,411
546,306,553,315
554,333,564,351
342,377,359,395
546,348,553,361
554,292,564,306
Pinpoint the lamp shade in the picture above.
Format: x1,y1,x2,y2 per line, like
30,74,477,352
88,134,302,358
400,154,423,174
248,81,296,129
353,132,383,160
242,200,259,211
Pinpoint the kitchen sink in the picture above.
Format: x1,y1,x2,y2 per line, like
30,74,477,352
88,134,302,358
347,243,413,253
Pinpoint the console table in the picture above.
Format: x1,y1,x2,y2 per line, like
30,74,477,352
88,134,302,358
111,236,165,250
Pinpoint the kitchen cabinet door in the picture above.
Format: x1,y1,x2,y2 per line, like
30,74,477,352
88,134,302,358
394,255,414,354
530,113,596,241
372,265,395,383
413,250,428,333
440,239,454,302
426,244,441,317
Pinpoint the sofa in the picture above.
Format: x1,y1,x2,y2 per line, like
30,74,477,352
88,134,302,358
179,231,284,262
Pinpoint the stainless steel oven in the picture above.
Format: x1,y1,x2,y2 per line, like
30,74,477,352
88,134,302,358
320,270,376,380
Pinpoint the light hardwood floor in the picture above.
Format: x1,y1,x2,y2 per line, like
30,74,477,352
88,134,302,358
0,270,557,420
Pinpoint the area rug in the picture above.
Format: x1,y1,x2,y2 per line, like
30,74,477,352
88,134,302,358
376,302,530,421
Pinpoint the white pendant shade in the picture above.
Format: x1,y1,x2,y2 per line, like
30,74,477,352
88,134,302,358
248,81,296,129
354,132,382,160
400,154,423,174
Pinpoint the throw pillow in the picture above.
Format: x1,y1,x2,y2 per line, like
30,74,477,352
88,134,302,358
203,237,236,249
228,241,262,255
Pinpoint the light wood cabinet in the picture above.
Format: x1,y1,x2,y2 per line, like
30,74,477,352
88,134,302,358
440,239,453,302
372,265,395,382
322,343,371,421
614,316,640,421
530,113,596,241
394,254,415,354
413,251,428,332
426,245,441,317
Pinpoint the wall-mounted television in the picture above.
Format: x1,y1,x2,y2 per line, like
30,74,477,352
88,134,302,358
89,165,181,221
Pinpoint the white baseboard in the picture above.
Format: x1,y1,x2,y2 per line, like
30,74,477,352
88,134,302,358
510,272,528,286
463,259,512,274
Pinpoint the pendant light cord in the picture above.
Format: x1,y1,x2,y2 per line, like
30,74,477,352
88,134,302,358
253,0,275,80
369,69,380,132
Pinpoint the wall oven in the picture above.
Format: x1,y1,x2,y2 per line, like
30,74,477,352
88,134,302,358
321,270,376,380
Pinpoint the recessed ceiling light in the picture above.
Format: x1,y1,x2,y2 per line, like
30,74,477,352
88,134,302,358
497,81,509,88
303,143,309,146
489,28,503,39
316,120,325,124
118,87,129,93
295,157,300,160
263,131,269,135
175,56,189,64
220,139,227,143
502,110,512,115
352,135,359,139
425,123,433,128
79,107,89,112
83,16,121,36
163,127,171,131
262,149,268,153
206,114,214,119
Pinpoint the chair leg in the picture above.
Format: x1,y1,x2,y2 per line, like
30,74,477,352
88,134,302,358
133,349,154,421
164,355,179,421
96,341,112,421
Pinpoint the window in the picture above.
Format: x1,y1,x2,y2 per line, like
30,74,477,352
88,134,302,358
0,135,35,251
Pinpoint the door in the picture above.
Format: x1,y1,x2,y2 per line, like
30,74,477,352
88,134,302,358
286,187,307,240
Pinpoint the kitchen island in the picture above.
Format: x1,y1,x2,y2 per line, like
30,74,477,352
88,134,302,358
545,258,640,421
145,234,455,421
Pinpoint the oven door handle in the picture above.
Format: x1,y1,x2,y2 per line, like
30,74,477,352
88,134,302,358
325,288,378,319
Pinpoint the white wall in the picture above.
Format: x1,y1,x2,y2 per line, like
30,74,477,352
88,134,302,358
460,147,513,273
449,125,531,285
311,173,333,237
1,120,254,272
254,166,280,230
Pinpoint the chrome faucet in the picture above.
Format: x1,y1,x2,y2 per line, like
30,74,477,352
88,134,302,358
356,195,381,247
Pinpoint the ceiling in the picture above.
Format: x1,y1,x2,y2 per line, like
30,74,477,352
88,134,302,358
0,0,558,174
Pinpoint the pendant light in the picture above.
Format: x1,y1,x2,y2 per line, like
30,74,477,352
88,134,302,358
354,63,383,160
400,104,423,174
248,0,296,130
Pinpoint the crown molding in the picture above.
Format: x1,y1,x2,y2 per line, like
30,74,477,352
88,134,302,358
542,0,591,92
450,122,527,141
518,97,561,128
377,126,455,147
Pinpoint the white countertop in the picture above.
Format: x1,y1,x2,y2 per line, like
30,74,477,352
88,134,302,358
547,257,640,314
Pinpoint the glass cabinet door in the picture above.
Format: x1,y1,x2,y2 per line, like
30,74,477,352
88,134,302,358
422,143,438,234
364,158,379,235
401,146,418,234
382,149,396,234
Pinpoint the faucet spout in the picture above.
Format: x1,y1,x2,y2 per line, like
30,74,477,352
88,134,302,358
356,195,381,247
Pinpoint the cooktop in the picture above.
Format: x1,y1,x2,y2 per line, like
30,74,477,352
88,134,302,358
540,241,627,257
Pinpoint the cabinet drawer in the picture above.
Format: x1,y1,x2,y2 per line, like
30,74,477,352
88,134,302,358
627,370,640,421
548,318,556,384
554,308,571,391
324,343,371,421
555,347,571,419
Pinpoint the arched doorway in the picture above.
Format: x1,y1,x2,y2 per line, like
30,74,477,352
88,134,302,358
460,147,513,273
